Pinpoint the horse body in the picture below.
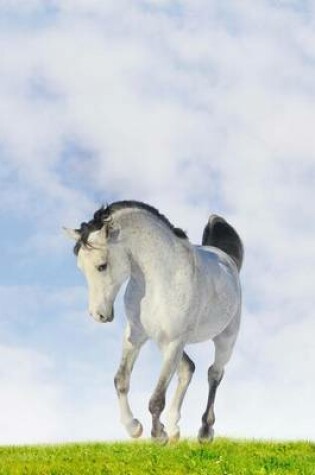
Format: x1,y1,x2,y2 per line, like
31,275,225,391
126,238,240,346
188,245,241,343
65,201,243,443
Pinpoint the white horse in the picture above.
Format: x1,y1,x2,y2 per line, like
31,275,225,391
64,201,243,443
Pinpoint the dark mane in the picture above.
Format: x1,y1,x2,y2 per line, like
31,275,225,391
74,200,187,255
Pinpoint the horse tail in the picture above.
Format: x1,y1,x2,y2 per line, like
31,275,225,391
202,215,244,271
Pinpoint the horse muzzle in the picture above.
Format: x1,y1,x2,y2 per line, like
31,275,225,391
90,306,114,323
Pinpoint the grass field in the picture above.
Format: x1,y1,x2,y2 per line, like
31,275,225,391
0,439,314,475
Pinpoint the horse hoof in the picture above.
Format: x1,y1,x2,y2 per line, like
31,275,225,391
168,428,180,443
152,429,169,445
198,426,214,443
127,419,143,438
168,431,180,444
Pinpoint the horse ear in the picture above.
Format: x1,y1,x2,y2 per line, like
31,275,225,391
63,227,81,241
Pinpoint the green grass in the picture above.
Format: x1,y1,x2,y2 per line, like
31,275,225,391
0,439,314,475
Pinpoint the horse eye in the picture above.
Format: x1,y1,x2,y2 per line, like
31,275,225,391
97,263,108,272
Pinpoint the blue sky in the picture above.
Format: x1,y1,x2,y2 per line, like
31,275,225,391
0,0,314,444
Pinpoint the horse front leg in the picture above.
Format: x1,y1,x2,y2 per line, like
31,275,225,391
149,340,184,444
114,325,147,438
165,352,195,441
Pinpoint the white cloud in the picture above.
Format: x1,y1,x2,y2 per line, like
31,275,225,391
0,0,314,443
0,344,62,444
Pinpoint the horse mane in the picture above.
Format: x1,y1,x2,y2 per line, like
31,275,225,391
74,200,188,255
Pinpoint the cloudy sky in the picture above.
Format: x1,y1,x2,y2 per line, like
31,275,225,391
0,0,314,445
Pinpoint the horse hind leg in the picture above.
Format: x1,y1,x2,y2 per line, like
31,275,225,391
198,363,224,442
165,351,195,441
198,315,240,443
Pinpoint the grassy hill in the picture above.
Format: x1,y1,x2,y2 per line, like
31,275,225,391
0,439,314,475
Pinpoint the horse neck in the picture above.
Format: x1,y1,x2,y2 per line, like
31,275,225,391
119,211,184,283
